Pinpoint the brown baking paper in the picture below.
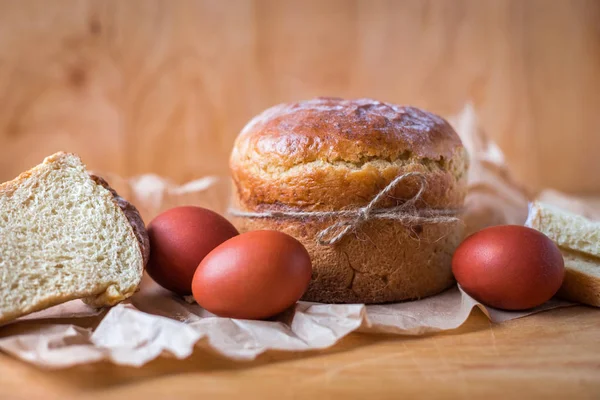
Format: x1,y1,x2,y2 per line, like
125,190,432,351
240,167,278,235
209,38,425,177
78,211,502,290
0,105,577,368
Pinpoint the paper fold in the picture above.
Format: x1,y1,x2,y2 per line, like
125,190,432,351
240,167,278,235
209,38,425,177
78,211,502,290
0,279,572,368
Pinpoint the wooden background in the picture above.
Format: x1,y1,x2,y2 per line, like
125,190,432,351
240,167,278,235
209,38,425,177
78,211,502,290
0,0,599,193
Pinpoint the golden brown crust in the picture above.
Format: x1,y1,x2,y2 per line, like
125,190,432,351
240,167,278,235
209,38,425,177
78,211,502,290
235,97,463,165
231,98,468,210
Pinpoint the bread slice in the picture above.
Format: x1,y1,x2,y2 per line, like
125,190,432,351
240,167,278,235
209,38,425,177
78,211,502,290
0,152,149,324
557,249,600,307
525,201,600,257
526,201,600,306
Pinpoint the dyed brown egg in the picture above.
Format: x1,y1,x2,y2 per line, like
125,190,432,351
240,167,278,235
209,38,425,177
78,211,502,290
147,206,239,295
452,225,565,310
192,230,312,320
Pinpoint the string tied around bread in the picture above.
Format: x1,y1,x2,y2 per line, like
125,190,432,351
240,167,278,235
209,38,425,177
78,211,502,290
228,172,462,246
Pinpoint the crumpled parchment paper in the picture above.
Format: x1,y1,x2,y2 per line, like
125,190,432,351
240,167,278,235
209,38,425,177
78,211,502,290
0,280,570,368
0,104,579,368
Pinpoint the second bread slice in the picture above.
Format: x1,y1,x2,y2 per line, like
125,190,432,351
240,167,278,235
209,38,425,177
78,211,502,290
526,201,600,306
558,249,600,307
526,201,600,257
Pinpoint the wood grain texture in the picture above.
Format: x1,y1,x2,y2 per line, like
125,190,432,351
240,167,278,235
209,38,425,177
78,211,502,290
1,3,599,398
1,307,599,399
0,0,599,192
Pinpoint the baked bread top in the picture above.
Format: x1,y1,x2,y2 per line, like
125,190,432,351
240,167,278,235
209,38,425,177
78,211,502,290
231,98,468,211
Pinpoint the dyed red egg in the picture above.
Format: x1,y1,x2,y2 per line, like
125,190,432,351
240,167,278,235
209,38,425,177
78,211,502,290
147,206,239,295
452,225,564,310
192,230,312,320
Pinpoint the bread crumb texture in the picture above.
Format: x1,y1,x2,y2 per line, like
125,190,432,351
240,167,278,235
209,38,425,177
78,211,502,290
526,201,600,307
527,202,600,257
0,152,143,323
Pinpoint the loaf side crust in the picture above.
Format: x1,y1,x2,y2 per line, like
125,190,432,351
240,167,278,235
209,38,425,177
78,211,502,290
232,213,462,303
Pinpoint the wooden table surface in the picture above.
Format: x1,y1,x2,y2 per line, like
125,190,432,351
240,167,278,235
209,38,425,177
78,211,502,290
2,306,599,400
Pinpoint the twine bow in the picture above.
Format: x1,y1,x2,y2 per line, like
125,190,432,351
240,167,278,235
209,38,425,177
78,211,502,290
228,172,461,246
